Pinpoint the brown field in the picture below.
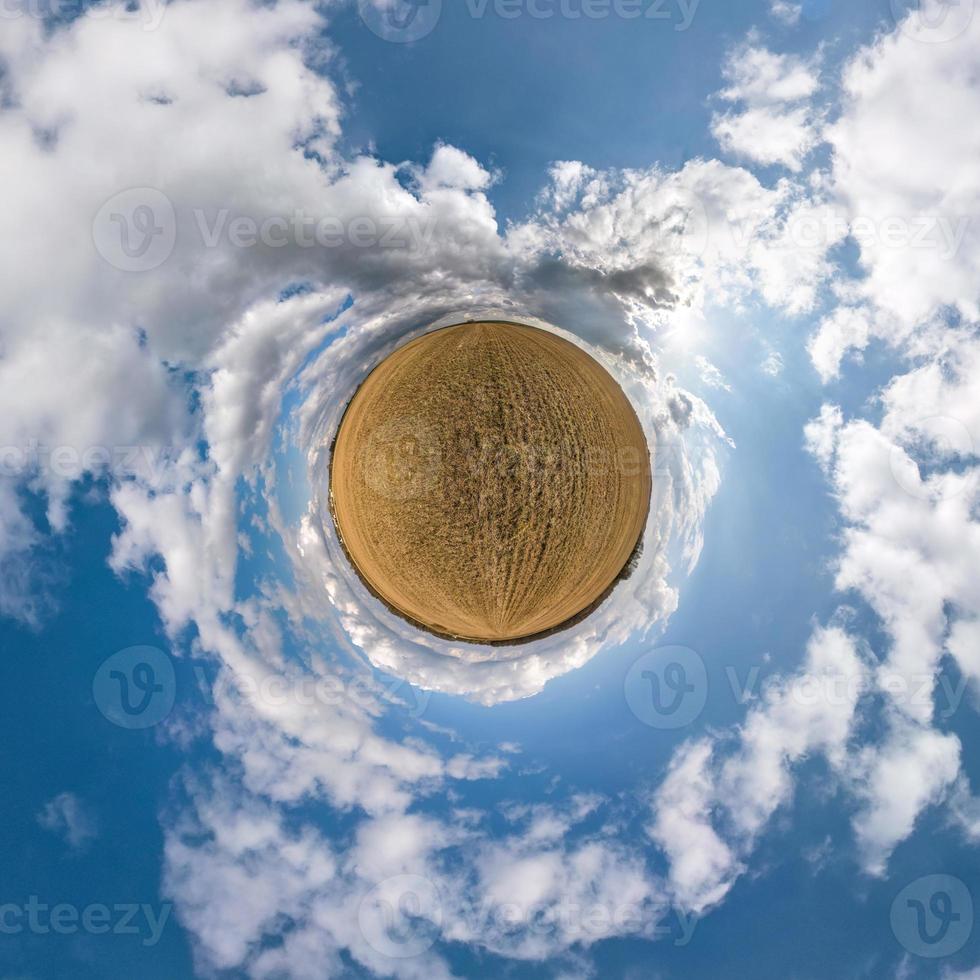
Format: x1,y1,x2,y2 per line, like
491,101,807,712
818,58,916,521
329,321,652,644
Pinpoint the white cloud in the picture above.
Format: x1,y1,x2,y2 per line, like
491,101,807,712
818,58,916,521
807,306,872,382
795,5,980,876
813,406,980,724
517,157,840,316
694,355,732,391
37,792,98,850
712,44,821,171
713,105,818,172
824,2,980,343
850,713,961,876
649,739,740,914
803,402,843,472
718,46,820,105
770,0,802,25
164,782,344,976
419,143,495,192
651,626,867,912
878,329,980,451
803,355,979,868
0,481,48,626
949,777,980,843
761,349,784,377
948,619,980,691
165,771,669,977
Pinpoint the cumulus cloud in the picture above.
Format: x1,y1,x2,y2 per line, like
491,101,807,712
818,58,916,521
712,44,822,171
793,0,980,874
819,0,980,351
693,355,731,391
800,366,978,869
165,770,671,977
517,156,842,316
770,0,802,25
811,372,980,725
850,713,961,876
649,739,740,914
807,306,872,382
718,45,820,104
651,625,868,911
712,105,817,172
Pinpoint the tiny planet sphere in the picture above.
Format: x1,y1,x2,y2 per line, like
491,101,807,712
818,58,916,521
329,321,652,644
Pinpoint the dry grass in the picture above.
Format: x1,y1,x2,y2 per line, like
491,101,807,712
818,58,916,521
330,321,652,644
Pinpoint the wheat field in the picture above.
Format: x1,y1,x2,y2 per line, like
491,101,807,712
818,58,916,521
329,321,652,644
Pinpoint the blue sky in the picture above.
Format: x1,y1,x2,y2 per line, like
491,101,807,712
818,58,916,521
329,0,889,220
1,0,979,977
